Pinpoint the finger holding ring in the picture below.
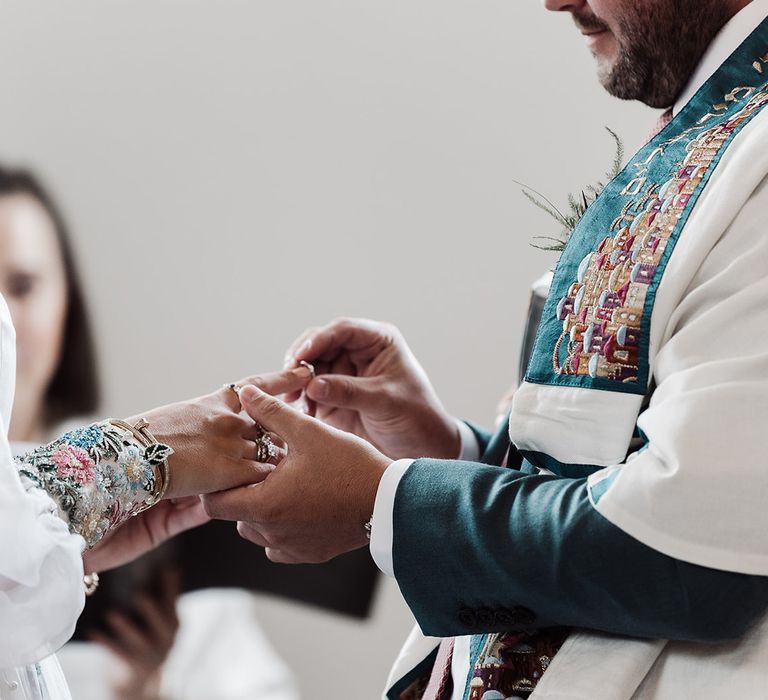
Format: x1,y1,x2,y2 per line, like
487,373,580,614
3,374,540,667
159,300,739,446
223,383,242,409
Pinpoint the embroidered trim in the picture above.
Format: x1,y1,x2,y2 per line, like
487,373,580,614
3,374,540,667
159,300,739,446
552,85,768,383
467,629,569,699
16,421,173,547
521,18,768,393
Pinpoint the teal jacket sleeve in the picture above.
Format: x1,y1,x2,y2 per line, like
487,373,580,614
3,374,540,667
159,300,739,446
392,459,768,643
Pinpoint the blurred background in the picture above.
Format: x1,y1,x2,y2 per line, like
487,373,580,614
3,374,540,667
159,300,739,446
0,1,653,697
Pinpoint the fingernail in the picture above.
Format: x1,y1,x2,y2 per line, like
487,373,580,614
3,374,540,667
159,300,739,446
283,355,295,369
300,339,312,355
313,378,329,399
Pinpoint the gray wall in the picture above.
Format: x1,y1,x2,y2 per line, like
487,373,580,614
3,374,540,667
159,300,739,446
0,1,653,697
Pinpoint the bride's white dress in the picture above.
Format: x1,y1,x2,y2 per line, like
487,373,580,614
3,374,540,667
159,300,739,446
0,296,83,700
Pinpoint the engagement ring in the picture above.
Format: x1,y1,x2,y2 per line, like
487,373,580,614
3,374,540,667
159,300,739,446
255,430,278,463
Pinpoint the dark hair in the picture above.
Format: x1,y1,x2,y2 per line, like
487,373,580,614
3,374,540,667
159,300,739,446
0,166,100,426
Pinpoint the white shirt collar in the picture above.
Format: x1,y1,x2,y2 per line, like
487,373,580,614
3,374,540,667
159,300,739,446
673,0,768,115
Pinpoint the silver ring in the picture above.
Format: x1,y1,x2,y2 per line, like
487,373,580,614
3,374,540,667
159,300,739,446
224,383,241,399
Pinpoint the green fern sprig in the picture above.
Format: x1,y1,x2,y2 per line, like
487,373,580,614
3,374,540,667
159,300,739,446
516,127,624,253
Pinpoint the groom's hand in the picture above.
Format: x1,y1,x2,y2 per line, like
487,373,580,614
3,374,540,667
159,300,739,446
283,318,460,460
202,384,391,564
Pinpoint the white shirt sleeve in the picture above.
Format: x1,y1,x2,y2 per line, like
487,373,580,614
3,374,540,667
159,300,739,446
369,419,481,577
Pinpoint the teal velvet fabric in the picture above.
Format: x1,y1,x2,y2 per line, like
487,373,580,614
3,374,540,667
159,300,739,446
392,459,768,644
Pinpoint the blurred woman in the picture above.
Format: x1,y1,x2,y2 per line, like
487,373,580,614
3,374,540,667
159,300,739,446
0,165,310,699
0,170,99,444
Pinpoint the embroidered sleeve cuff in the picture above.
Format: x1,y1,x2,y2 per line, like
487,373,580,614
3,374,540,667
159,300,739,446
15,421,172,548
370,458,414,578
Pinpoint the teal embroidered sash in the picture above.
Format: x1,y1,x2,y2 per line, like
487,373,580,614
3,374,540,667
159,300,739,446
525,16,768,396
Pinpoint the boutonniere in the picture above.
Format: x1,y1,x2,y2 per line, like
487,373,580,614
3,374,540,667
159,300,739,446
517,128,624,253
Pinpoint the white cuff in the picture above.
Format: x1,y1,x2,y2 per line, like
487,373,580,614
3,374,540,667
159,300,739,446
456,419,481,461
369,421,480,578
369,458,413,578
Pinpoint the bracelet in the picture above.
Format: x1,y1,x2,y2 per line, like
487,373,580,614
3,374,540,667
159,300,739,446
109,419,172,504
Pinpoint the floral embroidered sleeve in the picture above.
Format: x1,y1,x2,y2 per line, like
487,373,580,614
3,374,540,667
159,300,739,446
14,421,173,548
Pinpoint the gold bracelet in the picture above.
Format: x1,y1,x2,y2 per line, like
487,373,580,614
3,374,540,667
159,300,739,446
109,418,171,505
131,418,171,502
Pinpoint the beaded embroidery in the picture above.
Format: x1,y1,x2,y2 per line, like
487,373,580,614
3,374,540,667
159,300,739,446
16,421,173,547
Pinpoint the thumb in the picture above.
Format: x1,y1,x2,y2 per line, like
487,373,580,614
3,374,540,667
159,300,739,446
306,375,380,411
239,384,309,437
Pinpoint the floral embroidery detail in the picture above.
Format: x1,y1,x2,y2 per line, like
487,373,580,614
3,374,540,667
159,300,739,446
16,421,172,547
51,445,96,484
74,489,111,544
61,424,104,449
118,444,154,488
553,87,768,382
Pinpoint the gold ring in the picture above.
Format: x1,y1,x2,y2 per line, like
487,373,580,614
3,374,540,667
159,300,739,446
298,360,316,379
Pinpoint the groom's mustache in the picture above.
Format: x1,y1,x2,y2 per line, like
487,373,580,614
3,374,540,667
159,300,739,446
572,11,611,36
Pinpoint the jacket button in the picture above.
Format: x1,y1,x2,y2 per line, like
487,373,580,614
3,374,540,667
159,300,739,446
512,606,536,625
476,607,495,628
495,607,517,626
458,608,478,627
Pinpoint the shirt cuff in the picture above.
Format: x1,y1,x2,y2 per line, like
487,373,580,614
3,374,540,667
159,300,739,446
369,420,480,578
456,419,481,462
369,458,413,577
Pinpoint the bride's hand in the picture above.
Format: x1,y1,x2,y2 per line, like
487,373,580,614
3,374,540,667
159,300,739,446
82,368,312,572
123,365,313,500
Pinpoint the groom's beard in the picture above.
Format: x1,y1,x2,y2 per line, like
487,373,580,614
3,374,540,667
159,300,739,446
577,0,733,109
